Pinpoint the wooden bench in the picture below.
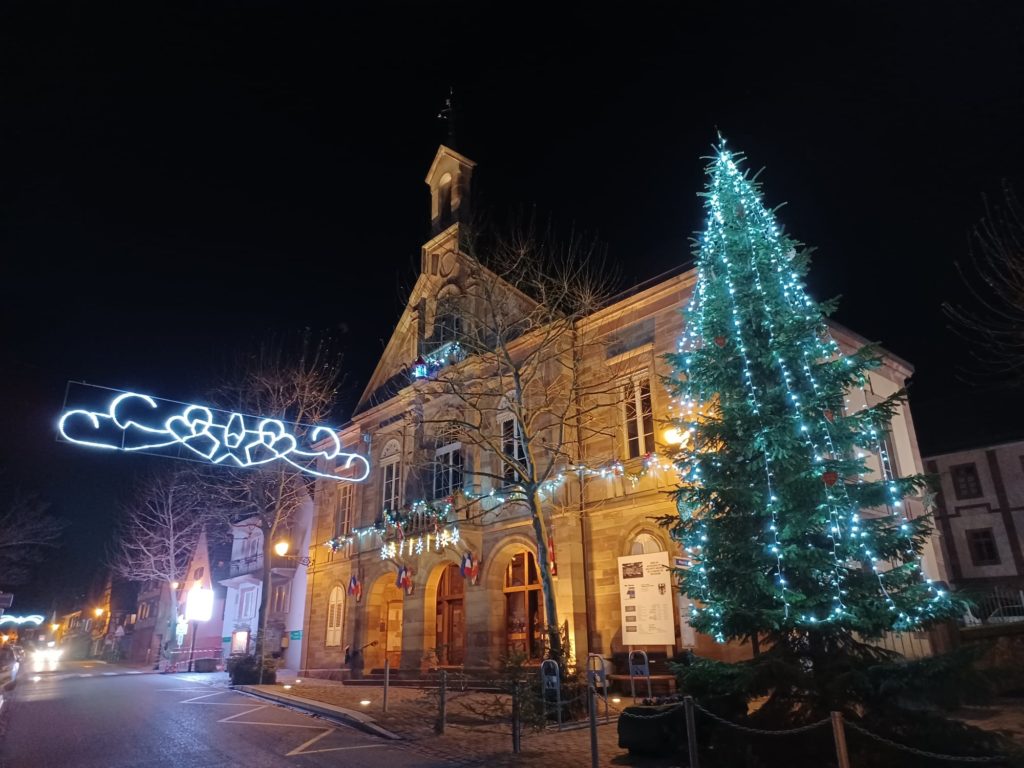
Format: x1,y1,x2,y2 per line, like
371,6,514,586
607,673,677,696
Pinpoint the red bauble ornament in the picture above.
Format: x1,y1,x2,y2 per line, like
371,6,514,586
822,471,839,487
714,335,727,348
823,409,834,423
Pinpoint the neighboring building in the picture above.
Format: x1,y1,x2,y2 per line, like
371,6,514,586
299,145,951,675
219,496,313,673
129,580,174,666
171,530,228,670
925,438,1024,588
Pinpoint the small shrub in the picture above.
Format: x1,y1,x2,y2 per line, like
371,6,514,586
226,654,276,685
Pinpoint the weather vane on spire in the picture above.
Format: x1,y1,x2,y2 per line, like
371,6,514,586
437,86,456,148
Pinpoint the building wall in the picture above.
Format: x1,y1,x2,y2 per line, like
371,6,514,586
925,439,1024,586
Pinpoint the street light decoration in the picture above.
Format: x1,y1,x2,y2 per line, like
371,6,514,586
58,384,370,483
185,583,214,623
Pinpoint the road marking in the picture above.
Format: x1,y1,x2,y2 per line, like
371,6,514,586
286,729,385,757
182,691,253,705
78,674,93,677
218,705,270,722
102,672,118,676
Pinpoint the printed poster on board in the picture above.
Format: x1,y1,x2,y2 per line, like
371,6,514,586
617,551,675,645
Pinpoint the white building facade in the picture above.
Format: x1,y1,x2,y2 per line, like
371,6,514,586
219,495,314,673
925,438,1024,587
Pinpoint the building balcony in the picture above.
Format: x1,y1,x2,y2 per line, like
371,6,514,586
229,555,263,577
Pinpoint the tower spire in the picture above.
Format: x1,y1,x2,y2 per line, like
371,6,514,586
437,86,456,148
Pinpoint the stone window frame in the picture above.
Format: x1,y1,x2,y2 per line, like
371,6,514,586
965,527,1001,567
620,371,655,460
325,585,344,647
951,462,983,501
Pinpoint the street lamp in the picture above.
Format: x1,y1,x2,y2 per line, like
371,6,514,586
274,540,310,567
94,608,104,617
185,583,213,673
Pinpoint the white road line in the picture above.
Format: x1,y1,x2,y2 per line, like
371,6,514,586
78,674,93,677
181,692,252,705
286,729,335,756
299,744,387,756
218,705,270,723
102,672,118,676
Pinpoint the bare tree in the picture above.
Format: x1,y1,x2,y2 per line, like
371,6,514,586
944,183,1024,382
414,217,619,662
0,491,66,587
107,468,208,658
199,329,344,674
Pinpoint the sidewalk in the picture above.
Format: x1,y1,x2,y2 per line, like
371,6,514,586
238,675,683,768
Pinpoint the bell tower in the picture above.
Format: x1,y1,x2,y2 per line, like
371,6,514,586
425,145,475,236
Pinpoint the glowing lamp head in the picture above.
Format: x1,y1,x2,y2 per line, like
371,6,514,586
185,584,214,623
51,623,60,632
94,608,104,617
274,541,290,557
171,581,180,590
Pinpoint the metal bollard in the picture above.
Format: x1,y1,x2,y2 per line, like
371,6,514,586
512,682,522,754
684,696,700,768
588,684,599,768
831,711,851,768
436,669,447,734
383,658,390,713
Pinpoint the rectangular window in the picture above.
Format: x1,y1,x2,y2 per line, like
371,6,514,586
240,588,256,619
965,528,1001,566
231,630,249,655
382,460,401,511
272,584,290,614
433,443,463,499
878,430,898,478
326,587,344,647
623,377,654,459
951,463,983,500
500,417,527,486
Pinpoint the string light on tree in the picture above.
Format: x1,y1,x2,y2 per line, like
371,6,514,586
662,138,958,645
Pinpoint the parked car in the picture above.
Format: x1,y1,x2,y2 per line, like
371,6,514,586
0,644,20,691
986,604,1024,624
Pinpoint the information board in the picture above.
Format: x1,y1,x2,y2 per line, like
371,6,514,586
617,551,675,645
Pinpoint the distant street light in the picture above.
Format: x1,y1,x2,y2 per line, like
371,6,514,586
185,583,214,673
274,540,289,557
94,608,104,617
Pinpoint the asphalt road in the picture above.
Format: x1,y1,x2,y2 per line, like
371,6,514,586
0,661,451,768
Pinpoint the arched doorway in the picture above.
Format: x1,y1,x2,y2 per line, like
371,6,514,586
366,575,404,671
504,550,544,662
434,563,465,665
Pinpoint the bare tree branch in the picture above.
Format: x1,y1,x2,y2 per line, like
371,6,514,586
410,213,622,661
944,182,1024,383
0,490,66,587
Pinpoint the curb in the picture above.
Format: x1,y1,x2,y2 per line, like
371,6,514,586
235,686,402,741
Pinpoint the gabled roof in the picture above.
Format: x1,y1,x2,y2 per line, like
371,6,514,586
424,144,476,184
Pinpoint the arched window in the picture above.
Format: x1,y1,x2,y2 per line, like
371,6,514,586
438,173,453,225
504,550,544,661
326,586,344,647
380,439,402,512
630,532,664,555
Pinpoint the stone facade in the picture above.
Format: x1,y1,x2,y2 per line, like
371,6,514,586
299,145,949,675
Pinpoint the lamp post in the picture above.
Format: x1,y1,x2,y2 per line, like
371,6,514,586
185,583,213,673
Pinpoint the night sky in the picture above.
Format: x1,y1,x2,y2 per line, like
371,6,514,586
2,1,1023,613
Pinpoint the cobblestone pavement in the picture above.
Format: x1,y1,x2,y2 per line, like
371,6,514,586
248,677,685,768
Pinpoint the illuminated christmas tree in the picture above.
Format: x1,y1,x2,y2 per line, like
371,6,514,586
664,141,959,655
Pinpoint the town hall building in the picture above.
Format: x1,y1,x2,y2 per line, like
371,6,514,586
298,145,951,676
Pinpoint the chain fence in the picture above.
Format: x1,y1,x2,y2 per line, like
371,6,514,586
389,670,1010,766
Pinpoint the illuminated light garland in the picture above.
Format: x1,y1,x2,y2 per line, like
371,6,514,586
412,342,465,379
0,615,45,626
58,389,369,483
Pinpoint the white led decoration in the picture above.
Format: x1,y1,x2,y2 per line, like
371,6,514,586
0,615,45,626
58,387,369,482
